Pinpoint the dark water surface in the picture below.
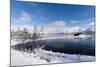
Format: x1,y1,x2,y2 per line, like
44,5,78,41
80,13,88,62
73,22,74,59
43,38,95,56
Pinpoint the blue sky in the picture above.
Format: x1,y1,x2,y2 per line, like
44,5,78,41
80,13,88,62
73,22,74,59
11,0,95,27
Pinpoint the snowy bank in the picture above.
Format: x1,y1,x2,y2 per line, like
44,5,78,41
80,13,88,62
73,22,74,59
11,48,95,66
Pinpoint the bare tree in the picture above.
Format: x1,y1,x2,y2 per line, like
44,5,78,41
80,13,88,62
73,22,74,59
32,25,44,54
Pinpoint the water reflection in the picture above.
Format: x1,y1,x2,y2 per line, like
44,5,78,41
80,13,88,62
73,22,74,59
43,38,95,56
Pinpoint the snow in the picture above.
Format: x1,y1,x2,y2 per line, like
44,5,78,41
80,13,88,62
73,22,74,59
74,34,92,39
11,49,48,66
11,39,33,46
11,38,95,66
11,48,95,66
11,22,94,35
10,25,95,66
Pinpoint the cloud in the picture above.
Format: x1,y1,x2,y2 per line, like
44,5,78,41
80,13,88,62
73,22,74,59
12,15,95,34
49,20,66,27
88,22,95,27
43,20,66,34
35,10,47,20
85,21,95,32
36,10,43,14
27,2,39,7
67,26,81,33
70,20,78,24
43,20,82,34
43,20,95,34
15,10,32,25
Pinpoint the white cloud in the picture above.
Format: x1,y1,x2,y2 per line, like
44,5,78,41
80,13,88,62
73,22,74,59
88,22,95,27
86,21,95,32
12,17,95,34
43,20,95,34
49,20,66,27
43,20,66,34
43,20,82,34
70,20,78,24
35,10,47,20
15,10,32,25
67,26,81,33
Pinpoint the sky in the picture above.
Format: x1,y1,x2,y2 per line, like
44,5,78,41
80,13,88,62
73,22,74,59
11,0,95,33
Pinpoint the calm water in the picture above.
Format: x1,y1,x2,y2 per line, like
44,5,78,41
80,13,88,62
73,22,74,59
43,38,95,56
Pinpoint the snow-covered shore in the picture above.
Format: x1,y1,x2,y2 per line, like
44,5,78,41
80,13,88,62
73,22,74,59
11,33,95,66
11,48,95,66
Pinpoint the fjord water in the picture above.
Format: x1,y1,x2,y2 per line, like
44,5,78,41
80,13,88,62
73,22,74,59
43,38,95,56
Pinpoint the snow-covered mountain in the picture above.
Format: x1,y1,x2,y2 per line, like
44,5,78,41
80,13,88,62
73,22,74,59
11,20,95,35
11,23,94,40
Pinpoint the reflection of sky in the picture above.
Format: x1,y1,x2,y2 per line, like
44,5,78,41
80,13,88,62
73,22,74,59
44,38,95,55
11,0,95,26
